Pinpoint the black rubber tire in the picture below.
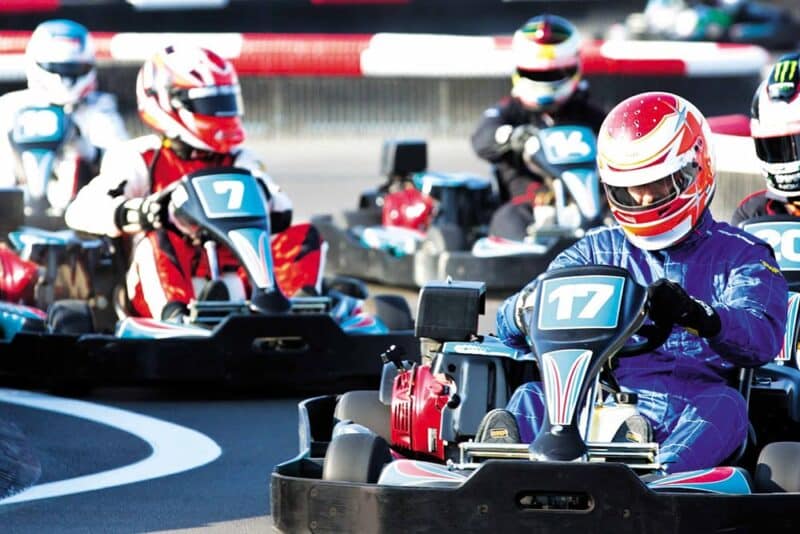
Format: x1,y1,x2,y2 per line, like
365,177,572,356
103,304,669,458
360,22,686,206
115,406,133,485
425,223,467,252
324,275,369,300
0,188,25,235
373,294,414,331
755,441,800,493
47,299,94,335
334,390,391,442
322,432,392,483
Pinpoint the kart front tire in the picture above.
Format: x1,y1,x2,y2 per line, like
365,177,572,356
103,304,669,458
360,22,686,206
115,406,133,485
334,390,391,441
755,441,800,493
425,223,466,253
322,432,392,484
372,294,414,331
47,300,94,335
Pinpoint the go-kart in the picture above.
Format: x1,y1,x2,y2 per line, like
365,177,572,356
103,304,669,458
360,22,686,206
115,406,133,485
6,103,93,229
738,215,800,427
606,0,800,50
314,131,606,291
0,168,419,392
271,267,800,533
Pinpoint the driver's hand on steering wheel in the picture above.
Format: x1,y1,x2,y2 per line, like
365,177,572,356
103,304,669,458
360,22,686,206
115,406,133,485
115,191,167,234
647,279,721,339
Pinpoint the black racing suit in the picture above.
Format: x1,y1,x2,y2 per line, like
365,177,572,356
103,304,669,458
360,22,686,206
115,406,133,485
471,87,606,240
731,189,793,227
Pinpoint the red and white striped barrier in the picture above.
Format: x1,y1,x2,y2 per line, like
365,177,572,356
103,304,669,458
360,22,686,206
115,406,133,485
0,31,770,81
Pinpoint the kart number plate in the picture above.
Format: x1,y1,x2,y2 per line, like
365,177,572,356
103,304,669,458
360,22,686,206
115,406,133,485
192,173,268,219
538,275,624,330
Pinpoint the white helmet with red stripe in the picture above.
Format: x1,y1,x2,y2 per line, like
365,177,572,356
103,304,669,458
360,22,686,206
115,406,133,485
136,45,245,153
597,92,715,251
510,14,582,111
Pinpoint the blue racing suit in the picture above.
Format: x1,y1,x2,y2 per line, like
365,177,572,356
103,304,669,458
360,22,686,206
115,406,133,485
497,210,787,472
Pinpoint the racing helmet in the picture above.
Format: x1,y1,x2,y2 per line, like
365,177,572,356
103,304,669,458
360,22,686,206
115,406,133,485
510,15,582,111
750,52,800,200
136,45,245,153
597,92,715,251
25,19,97,107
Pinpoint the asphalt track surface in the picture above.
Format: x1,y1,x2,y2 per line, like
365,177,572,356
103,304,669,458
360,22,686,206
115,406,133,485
0,137,506,533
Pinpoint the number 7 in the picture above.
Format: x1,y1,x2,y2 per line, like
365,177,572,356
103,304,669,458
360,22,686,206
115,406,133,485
213,180,245,210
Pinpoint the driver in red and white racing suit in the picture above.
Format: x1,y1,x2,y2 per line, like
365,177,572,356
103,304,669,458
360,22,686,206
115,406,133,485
487,92,787,473
65,45,294,321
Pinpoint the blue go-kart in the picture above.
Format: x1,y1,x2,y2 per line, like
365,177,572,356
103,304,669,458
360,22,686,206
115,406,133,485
271,266,800,533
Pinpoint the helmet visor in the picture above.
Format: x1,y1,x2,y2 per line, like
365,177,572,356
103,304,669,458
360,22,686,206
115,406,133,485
172,85,243,117
605,163,697,211
754,133,800,164
517,66,578,83
38,61,94,78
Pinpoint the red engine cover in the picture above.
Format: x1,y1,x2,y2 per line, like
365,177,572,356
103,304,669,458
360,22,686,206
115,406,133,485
381,188,434,231
0,244,38,304
390,364,451,460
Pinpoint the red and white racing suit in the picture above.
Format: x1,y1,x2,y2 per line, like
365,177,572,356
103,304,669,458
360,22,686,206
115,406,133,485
65,134,292,319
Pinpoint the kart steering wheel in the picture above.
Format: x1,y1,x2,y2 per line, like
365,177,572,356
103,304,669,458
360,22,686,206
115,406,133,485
616,321,672,357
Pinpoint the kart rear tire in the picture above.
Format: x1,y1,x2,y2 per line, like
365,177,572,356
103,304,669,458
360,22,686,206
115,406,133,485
322,432,392,484
373,294,414,331
334,390,391,442
425,223,466,253
47,299,94,335
755,442,800,493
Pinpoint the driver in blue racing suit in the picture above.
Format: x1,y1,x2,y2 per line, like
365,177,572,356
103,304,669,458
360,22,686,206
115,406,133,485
489,92,787,473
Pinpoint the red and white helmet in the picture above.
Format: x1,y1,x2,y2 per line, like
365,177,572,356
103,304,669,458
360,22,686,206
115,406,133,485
136,45,245,153
597,92,715,251
510,14,582,111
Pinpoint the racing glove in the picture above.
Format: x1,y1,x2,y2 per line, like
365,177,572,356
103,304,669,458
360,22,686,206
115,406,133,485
647,279,721,338
114,192,166,234
509,124,538,154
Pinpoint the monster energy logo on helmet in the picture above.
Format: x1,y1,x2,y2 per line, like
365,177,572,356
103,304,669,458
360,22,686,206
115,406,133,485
768,53,800,101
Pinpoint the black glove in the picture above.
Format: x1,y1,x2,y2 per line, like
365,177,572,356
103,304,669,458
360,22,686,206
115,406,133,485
647,279,721,338
114,192,167,234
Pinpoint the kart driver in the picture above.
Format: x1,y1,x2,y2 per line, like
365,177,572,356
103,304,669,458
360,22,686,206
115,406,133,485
483,92,787,473
471,14,606,241
0,19,128,204
732,52,800,225
65,44,293,321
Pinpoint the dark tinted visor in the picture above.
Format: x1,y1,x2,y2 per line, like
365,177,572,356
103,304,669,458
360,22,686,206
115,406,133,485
605,163,697,211
38,62,94,78
517,65,578,83
754,134,800,164
171,85,243,117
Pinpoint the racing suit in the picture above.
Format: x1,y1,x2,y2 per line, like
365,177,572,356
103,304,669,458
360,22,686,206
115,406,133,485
65,134,292,320
470,85,606,240
496,210,787,472
0,89,128,208
731,189,795,226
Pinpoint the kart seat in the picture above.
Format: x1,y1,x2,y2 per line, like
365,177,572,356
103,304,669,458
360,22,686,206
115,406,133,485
724,367,755,465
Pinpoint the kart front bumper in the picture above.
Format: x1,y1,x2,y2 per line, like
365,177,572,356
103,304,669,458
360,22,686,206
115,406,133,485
0,314,418,392
316,216,572,291
271,458,800,533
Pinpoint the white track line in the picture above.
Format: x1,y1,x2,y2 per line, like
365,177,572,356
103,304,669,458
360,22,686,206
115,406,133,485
0,388,222,504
